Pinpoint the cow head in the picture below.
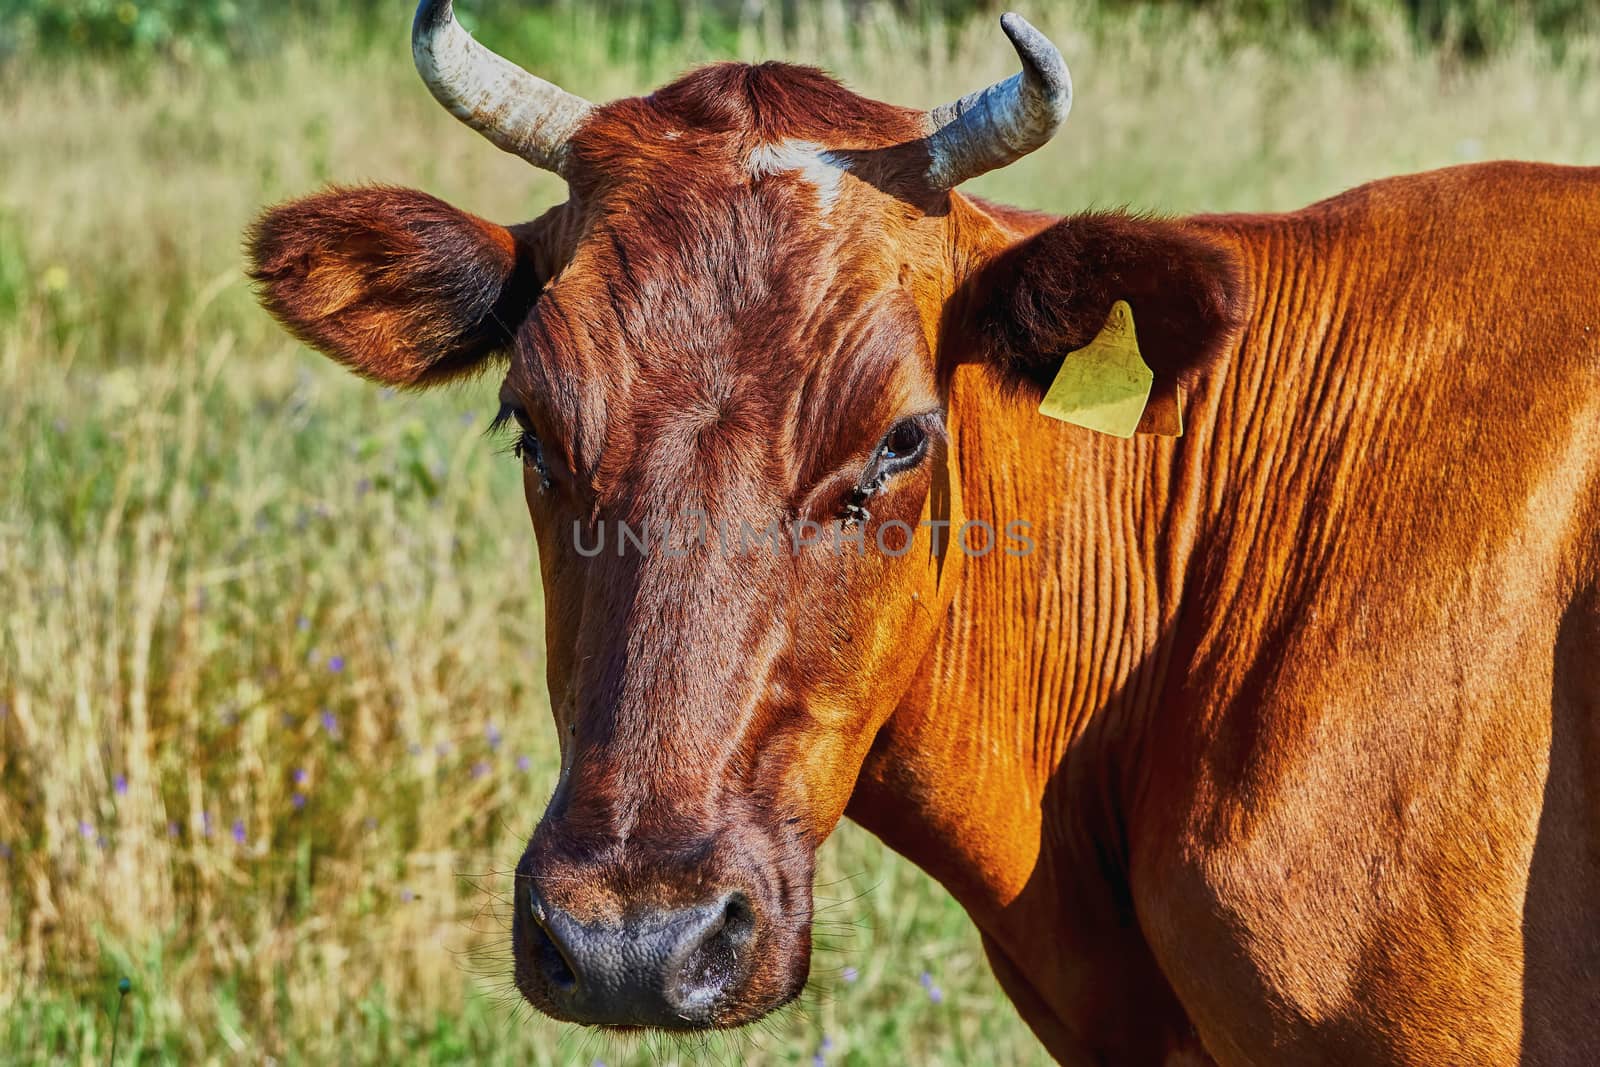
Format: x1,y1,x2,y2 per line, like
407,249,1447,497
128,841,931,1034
248,0,1243,1032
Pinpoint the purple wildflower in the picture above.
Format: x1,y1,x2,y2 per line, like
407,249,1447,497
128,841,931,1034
812,1056,825,1067
471,761,491,780
78,820,95,839
516,755,532,773
292,792,307,810
114,774,128,796
920,971,944,1002
320,709,338,736
820,1035,834,1052
232,820,247,845
167,822,180,838
327,655,345,673
841,966,858,984
401,888,415,903
292,768,309,787
202,812,214,837
486,724,503,751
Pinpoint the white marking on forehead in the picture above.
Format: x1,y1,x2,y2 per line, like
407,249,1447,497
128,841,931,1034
747,139,850,211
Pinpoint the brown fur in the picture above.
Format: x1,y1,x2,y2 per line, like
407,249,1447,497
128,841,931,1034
247,185,544,385
248,57,1600,1063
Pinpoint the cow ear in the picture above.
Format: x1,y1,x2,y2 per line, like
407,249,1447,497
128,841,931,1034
247,186,546,387
954,211,1248,432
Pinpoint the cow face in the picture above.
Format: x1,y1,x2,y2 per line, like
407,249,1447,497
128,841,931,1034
249,3,1242,1034
252,74,960,1028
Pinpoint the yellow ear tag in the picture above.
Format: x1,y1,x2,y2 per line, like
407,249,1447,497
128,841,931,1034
1038,300,1154,439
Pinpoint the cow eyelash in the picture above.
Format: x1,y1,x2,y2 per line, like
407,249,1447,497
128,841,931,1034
489,403,553,491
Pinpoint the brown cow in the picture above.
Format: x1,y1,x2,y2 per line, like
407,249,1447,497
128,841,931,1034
247,2,1600,1062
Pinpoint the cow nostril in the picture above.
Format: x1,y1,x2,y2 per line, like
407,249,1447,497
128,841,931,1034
671,893,755,1011
523,888,759,1026
529,918,578,992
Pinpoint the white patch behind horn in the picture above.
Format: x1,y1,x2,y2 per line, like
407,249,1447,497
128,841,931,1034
747,140,850,211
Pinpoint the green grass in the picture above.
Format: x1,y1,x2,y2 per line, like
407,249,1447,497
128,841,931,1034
2,1,1599,1063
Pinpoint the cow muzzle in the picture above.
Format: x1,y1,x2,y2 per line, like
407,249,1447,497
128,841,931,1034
512,818,814,1030
524,886,757,1028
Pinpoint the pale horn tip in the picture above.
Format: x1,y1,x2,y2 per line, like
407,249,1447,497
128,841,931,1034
410,0,593,177
999,12,1072,120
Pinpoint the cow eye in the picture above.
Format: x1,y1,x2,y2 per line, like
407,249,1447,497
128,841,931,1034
513,430,549,478
490,403,553,491
843,417,932,524
881,419,927,466
858,417,930,493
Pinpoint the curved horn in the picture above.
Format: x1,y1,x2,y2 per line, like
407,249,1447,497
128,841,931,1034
922,13,1072,190
412,0,593,176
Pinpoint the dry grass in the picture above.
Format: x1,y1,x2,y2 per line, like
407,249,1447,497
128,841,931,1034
1,2,1597,1063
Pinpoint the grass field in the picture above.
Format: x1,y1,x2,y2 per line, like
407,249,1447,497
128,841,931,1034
2,2,1599,1063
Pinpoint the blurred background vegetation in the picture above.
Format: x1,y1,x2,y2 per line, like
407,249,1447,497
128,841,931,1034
2,0,1598,1064
3,0,1599,61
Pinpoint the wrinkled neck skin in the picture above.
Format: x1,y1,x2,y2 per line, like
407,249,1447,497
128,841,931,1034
847,199,1247,1062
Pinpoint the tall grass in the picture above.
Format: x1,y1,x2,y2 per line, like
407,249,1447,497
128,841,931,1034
2,2,1598,1063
